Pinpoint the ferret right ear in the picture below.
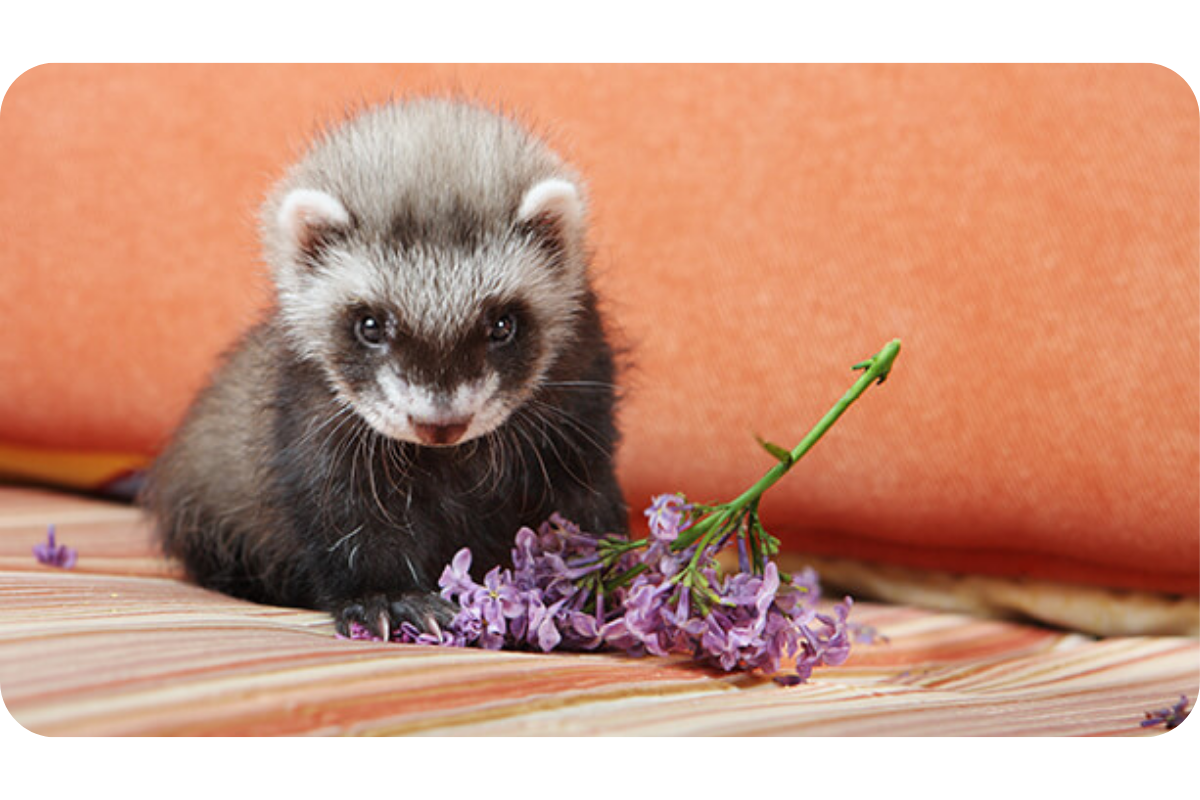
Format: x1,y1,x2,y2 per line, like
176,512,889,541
276,189,351,262
517,178,586,270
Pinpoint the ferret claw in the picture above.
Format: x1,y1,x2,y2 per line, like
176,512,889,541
334,591,455,642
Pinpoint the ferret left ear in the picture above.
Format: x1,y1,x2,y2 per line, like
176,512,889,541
277,188,352,263
517,178,585,268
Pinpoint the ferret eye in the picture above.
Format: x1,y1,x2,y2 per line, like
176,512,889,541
488,313,518,345
355,314,385,347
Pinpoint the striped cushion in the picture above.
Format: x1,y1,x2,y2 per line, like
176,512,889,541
1,485,1194,735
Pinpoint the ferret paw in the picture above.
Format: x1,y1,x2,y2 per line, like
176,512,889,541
334,592,458,641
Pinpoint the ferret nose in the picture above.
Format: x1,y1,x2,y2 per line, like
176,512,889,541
408,415,473,446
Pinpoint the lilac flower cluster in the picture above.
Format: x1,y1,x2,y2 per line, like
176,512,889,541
600,495,854,682
435,515,613,652
348,495,857,685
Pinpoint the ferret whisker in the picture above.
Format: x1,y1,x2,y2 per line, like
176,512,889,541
497,423,516,495
293,399,355,452
510,415,553,511
527,398,613,458
381,435,411,481
465,429,498,496
489,427,510,498
314,410,364,528
541,381,619,391
515,406,601,497
322,414,370,526
365,430,402,528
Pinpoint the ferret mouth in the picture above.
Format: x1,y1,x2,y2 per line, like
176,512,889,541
412,399,516,447
360,413,480,448
345,372,513,448
351,395,515,449
407,415,473,447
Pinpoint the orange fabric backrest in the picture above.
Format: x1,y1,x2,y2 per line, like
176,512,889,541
1,64,1196,594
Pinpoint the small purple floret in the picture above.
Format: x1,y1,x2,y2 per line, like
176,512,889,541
32,525,77,570
1141,695,1191,730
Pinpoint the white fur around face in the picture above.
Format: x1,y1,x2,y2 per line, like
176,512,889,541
363,369,504,445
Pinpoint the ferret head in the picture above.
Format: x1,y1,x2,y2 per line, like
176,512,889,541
262,101,590,448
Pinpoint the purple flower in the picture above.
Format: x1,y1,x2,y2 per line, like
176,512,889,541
450,605,484,644
526,597,565,652
33,525,77,569
617,577,677,657
439,548,475,599
467,566,522,640
674,563,792,673
641,495,695,578
511,527,540,574
1141,695,1191,730
645,494,691,540
559,589,607,650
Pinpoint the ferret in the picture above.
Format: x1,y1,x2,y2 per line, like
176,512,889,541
142,99,628,640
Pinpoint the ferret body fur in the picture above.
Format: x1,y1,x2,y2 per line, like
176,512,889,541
143,100,627,638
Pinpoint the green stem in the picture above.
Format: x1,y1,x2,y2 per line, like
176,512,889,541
672,339,901,550
725,339,901,511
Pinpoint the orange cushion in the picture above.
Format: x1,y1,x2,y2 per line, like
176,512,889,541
1,64,1195,595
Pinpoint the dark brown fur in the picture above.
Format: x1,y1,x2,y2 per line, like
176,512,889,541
143,292,626,635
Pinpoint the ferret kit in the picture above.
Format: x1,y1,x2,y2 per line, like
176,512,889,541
144,99,628,640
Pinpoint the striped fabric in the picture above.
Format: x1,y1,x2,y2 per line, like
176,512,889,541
1,485,1195,736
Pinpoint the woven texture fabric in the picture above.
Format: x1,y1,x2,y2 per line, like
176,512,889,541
1,486,1194,736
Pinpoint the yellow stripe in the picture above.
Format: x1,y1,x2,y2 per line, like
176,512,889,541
0,442,147,489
